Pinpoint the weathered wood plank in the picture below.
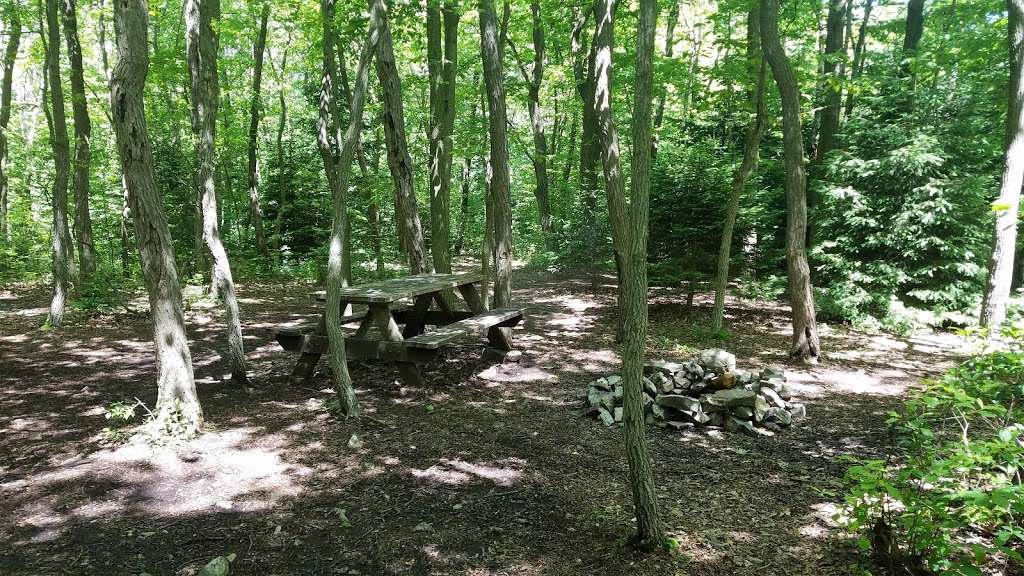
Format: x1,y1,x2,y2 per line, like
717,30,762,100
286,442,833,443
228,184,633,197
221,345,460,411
310,271,482,304
404,308,522,349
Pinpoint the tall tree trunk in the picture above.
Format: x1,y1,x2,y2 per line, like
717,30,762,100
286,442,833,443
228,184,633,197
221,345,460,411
592,0,665,547
712,8,767,331
571,4,601,290
455,155,472,255
185,0,249,384
323,0,384,417
376,3,430,275
761,0,821,363
45,0,73,327
900,0,925,77
110,0,202,435
63,0,95,279
653,0,679,130
479,0,512,308
843,0,873,118
246,3,270,257
427,0,459,276
272,32,290,265
0,5,20,242
980,0,1024,328
815,0,845,159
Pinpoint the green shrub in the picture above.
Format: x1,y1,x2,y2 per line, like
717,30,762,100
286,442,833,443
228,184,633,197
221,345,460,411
839,341,1024,575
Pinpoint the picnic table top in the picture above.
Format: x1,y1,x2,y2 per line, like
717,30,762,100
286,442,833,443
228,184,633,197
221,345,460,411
316,271,483,304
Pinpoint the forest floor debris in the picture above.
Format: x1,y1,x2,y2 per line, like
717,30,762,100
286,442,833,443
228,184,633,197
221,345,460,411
0,271,967,575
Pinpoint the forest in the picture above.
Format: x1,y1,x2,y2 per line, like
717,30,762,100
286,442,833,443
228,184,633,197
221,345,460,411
1,0,1023,573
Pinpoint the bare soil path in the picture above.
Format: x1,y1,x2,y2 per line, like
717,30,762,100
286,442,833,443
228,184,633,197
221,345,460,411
0,272,966,575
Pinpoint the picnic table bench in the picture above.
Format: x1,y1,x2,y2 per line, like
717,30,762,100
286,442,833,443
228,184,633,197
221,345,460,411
275,272,523,386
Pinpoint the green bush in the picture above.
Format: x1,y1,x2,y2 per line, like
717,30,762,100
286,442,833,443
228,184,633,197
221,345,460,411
839,340,1024,575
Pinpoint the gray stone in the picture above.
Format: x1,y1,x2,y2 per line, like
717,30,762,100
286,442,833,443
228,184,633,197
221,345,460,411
699,348,737,373
706,412,725,428
766,407,792,427
643,377,658,396
656,394,701,413
666,421,695,430
598,407,615,426
613,385,624,400
587,387,609,408
706,388,756,408
789,403,807,419
614,406,623,423
591,377,611,391
725,416,756,436
650,403,666,420
754,395,770,422
605,374,622,387
776,384,793,400
733,406,754,419
644,360,683,375
761,366,786,381
671,373,691,390
759,387,786,408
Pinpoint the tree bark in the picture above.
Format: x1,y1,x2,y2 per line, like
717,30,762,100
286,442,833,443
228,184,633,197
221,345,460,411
571,4,601,289
712,8,767,331
272,31,290,265
377,4,430,275
761,0,821,363
110,0,202,435
427,0,459,276
815,0,845,159
479,0,513,308
843,0,873,118
185,0,249,384
0,5,20,242
323,0,384,417
63,0,96,279
653,0,679,130
980,0,1024,329
45,0,73,327
591,0,665,547
246,3,270,257
901,0,925,68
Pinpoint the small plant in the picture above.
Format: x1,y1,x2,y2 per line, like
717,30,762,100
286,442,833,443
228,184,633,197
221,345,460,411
100,398,148,442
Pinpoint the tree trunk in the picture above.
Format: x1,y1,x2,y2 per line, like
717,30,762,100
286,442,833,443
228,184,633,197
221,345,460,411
815,0,845,159
761,0,821,364
246,3,270,257
323,0,384,417
0,6,20,241
63,0,96,280
45,0,73,327
427,0,459,276
272,33,290,265
377,5,430,275
591,0,665,548
712,8,767,331
185,0,249,384
110,0,202,435
479,0,513,308
571,4,601,289
901,0,925,74
653,0,679,130
980,0,1024,329
455,155,472,255
843,0,873,118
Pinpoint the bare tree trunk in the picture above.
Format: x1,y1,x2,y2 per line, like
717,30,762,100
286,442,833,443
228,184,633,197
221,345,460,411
571,4,602,291
843,0,873,118
455,155,472,255
63,0,95,280
479,0,512,308
45,0,72,327
653,0,679,130
592,0,665,547
0,6,20,242
815,0,845,159
323,0,384,417
110,0,202,435
185,0,249,384
376,6,430,275
761,0,821,364
246,3,270,257
712,8,767,331
980,0,1024,329
272,31,290,265
901,0,925,75
427,0,458,276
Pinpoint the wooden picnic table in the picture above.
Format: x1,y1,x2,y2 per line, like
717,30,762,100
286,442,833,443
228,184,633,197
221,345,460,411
275,271,523,386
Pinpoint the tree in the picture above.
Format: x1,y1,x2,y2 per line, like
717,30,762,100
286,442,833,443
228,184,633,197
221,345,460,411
653,0,679,130
63,0,96,279
479,0,512,308
246,2,270,257
44,0,73,328
377,1,430,275
185,0,249,385
815,0,845,159
110,0,202,435
761,0,821,363
980,0,1024,329
323,0,385,417
901,0,925,77
843,0,873,118
712,7,766,331
427,0,459,275
592,0,665,547
0,2,20,241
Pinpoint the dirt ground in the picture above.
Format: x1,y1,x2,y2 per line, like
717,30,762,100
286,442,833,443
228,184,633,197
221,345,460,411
0,271,967,575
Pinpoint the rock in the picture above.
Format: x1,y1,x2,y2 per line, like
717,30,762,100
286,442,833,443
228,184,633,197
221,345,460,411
699,348,736,373
725,416,756,436
587,387,604,408
643,377,658,396
706,412,725,428
588,388,615,411
709,371,737,390
776,384,793,400
666,420,695,430
613,385,624,400
733,406,754,419
761,366,786,381
789,403,807,419
736,370,753,384
684,362,704,379
651,403,666,420
656,394,701,413
598,407,615,426
644,360,683,375
706,388,756,409
605,374,622,387
614,406,623,423
753,395,770,422
671,373,691,390
591,377,612,391
766,407,792,427
759,387,786,408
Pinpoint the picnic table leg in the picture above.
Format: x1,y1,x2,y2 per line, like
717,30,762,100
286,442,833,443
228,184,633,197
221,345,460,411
457,282,514,351
369,303,425,387
290,314,327,383
402,294,434,338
